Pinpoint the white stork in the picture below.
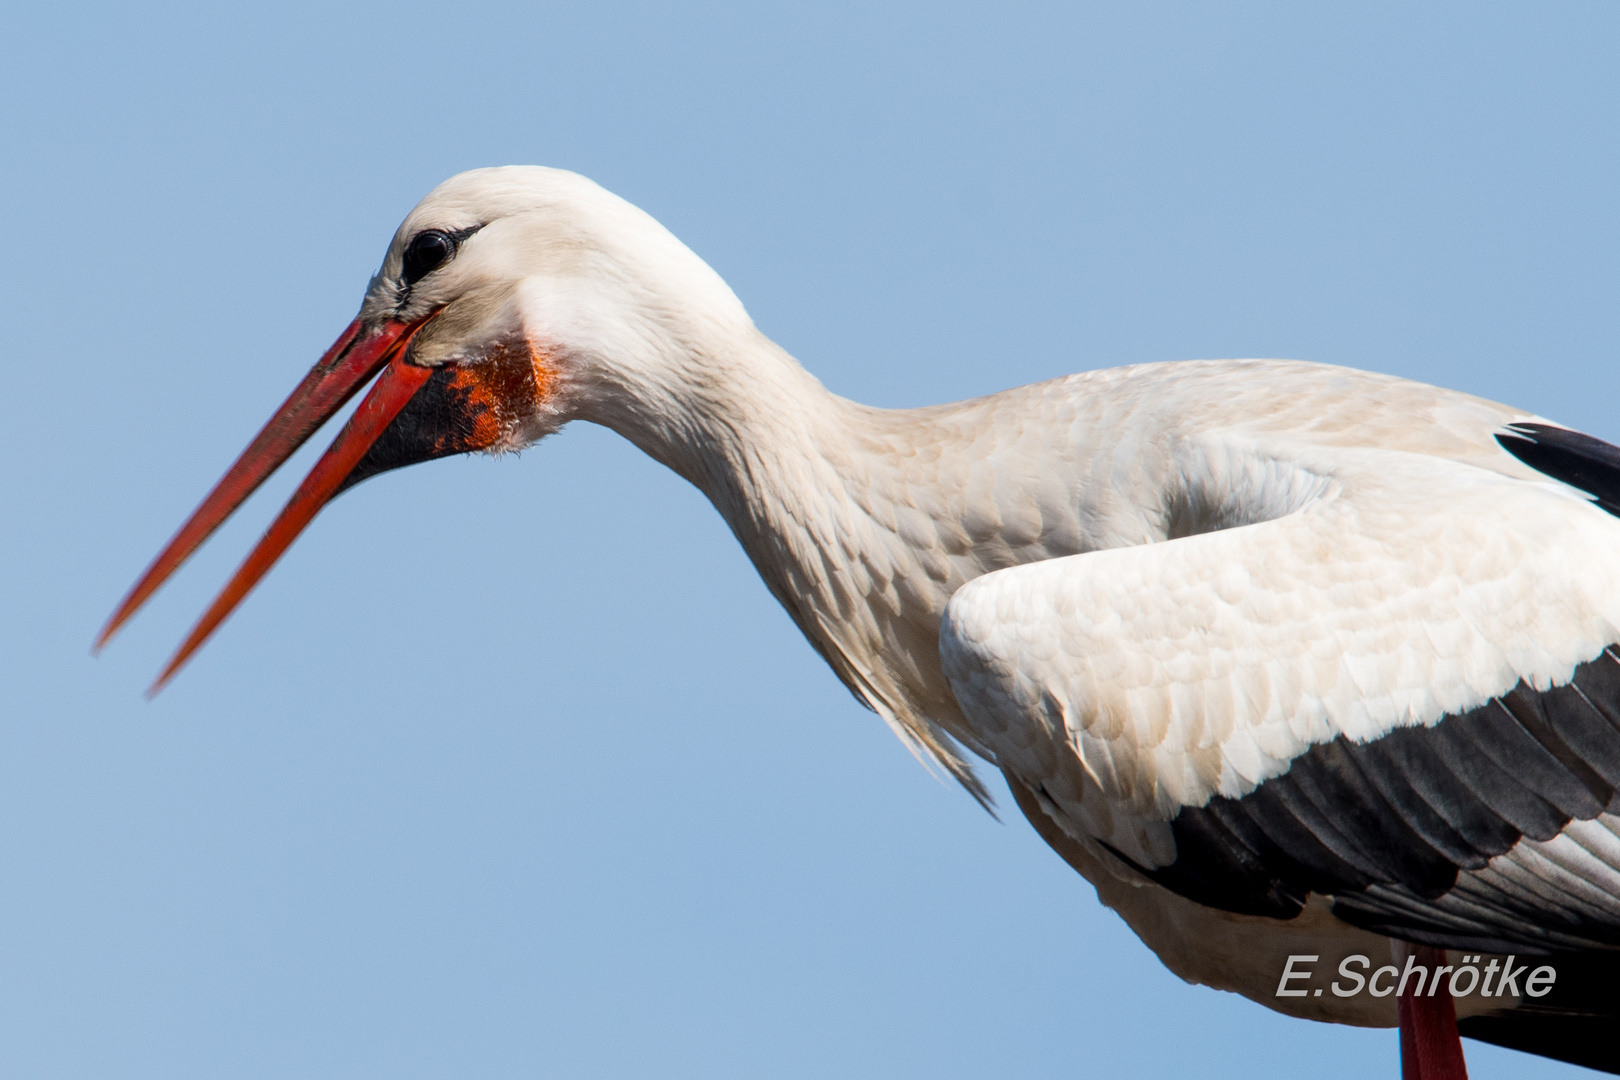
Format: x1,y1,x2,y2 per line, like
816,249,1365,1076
99,167,1620,1078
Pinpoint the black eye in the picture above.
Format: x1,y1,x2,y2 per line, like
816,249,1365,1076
401,229,456,286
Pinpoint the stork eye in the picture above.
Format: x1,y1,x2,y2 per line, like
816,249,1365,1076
401,229,456,285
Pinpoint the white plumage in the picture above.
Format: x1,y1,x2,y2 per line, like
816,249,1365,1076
102,166,1620,1076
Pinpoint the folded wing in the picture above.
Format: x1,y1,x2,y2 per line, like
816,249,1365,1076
942,441,1620,953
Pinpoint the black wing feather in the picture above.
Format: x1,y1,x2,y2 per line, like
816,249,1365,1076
1497,422,1620,517
1142,651,1620,953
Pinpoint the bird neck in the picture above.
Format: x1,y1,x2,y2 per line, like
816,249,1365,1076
578,328,992,795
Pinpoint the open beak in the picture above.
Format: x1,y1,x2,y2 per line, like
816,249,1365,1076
96,315,437,693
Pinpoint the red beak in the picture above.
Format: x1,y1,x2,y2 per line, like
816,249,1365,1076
96,316,436,692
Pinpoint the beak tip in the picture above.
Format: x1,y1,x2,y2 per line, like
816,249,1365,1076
94,603,135,655
146,663,181,699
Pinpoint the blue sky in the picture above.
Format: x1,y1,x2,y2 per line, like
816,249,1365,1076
3,3,1617,1077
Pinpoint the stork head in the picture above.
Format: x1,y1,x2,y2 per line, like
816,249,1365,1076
97,166,754,690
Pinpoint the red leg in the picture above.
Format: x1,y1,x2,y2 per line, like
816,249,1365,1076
1394,942,1469,1080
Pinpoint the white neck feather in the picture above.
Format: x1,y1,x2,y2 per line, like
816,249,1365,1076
574,321,999,798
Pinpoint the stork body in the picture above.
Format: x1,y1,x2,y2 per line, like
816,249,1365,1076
101,167,1620,1076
